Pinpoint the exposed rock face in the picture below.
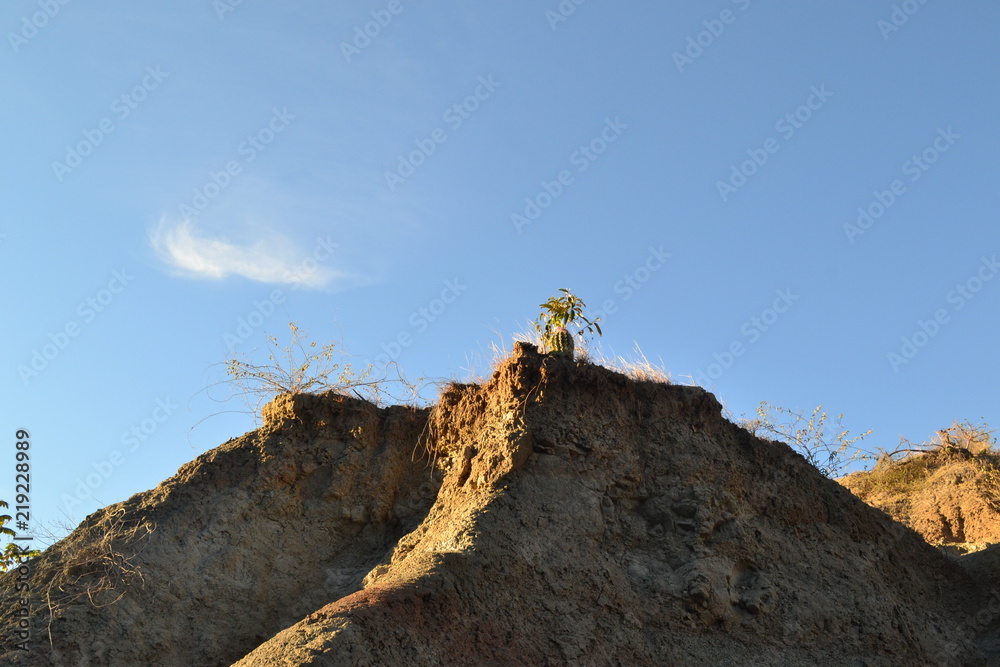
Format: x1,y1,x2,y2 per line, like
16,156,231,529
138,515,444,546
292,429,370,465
237,344,985,665
840,450,1000,549
1,343,996,664
0,395,437,666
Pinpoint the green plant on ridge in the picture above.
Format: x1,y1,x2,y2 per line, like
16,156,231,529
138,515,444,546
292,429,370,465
535,288,602,359
1,499,41,572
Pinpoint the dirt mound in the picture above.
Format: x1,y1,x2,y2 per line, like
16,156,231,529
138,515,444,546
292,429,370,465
236,344,985,665
0,395,438,666
839,430,1000,550
2,344,997,664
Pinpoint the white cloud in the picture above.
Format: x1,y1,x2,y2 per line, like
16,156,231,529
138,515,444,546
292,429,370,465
149,218,342,289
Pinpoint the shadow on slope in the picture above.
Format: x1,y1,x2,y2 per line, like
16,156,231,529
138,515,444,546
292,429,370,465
0,395,440,666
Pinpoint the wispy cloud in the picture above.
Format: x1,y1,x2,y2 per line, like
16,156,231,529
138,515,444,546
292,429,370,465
149,218,341,289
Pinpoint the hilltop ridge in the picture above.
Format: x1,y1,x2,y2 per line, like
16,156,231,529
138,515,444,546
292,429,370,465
1,343,996,665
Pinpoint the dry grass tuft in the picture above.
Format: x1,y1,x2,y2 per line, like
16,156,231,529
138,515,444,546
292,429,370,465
845,421,998,498
458,328,670,389
587,343,671,384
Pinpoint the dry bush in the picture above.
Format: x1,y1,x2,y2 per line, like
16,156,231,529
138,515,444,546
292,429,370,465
42,509,153,643
225,321,424,418
847,420,999,499
743,402,875,478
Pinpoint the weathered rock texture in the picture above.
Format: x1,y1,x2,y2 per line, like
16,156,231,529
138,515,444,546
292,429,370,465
2,343,998,664
0,395,437,666
840,445,1000,549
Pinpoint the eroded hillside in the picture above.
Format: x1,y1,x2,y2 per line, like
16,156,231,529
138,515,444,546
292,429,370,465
2,343,997,665
0,396,439,666
839,424,1000,551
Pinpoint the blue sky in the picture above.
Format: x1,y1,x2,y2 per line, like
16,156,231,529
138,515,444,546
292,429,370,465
3,2,999,546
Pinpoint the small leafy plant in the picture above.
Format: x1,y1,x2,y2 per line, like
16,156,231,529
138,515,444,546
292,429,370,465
535,289,602,359
1,500,41,572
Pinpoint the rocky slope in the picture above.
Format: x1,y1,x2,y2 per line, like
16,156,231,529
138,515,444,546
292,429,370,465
2,343,997,664
0,396,439,665
839,434,1000,551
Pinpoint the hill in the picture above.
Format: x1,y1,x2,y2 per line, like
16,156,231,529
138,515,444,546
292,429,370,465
1,343,996,664
839,423,1000,552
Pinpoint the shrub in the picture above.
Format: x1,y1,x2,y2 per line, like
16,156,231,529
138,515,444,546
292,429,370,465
846,420,999,501
534,289,602,359
743,402,874,477
224,321,420,418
